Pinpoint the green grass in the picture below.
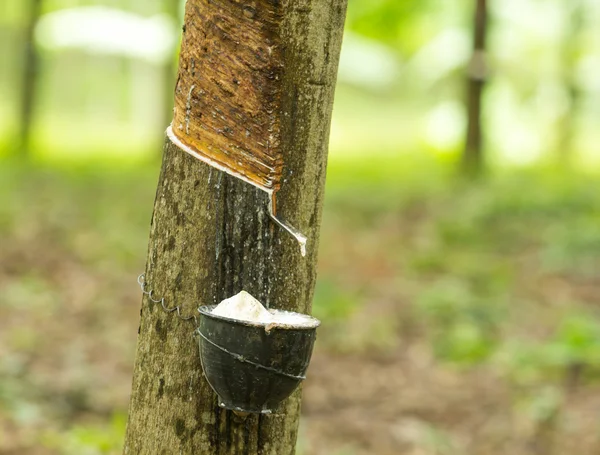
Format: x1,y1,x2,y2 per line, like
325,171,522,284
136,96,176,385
321,160,600,372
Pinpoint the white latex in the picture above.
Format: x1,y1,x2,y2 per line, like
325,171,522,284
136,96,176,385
212,291,319,328
269,310,316,326
212,291,274,323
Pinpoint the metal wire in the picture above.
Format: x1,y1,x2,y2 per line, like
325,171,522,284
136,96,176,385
196,330,306,381
138,274,197,325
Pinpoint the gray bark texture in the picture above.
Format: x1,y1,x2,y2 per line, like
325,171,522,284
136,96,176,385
123,0,347,453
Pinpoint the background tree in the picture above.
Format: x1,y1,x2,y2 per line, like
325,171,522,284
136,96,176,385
18,0,43,156
345,0,435,57
123,0,347,453
462,0,488,175
557,0,584,163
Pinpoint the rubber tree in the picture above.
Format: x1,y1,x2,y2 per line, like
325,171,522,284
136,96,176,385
19,0,43,156
124,0,347,453
462,0,488,175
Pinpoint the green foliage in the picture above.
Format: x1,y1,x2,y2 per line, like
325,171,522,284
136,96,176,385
41,413,127,455
497,311,600,386
2,158,600,452
346,0,437,55
0,160,156,269
320,160,600,368
418,424,459,455
312,279,359,323
541,215,600,277
555,315,600,364
416,279,505,365
518,385,563,424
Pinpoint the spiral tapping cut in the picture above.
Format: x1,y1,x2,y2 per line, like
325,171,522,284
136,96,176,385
167,125,307,256
164,0,312,256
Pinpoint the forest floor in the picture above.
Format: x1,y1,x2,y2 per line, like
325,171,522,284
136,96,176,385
1,157,600,455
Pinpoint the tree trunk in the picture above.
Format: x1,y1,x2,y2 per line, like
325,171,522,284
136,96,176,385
462,0,488,176
19,0,43,156
124,0,347,453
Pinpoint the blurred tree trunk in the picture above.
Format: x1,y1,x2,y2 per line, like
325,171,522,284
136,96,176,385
19,0,43,156
557,0,584,163
462,0,488,176
123,0,347,453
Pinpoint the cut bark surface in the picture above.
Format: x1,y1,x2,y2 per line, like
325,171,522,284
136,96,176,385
173,0,318,191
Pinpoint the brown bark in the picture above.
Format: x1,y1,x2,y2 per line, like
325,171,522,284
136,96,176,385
171,0,287,191
124,0,347,453
462,0,488,175
19,0,43,156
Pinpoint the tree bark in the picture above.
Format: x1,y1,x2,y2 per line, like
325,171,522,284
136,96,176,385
124,0,347,453
19,0,43,156
462,0,488,176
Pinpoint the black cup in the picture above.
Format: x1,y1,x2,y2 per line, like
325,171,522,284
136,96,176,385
197,305,320,414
